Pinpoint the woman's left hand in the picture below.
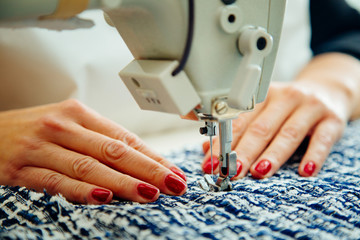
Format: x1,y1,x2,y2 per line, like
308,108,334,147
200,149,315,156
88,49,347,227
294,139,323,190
201,53,360,179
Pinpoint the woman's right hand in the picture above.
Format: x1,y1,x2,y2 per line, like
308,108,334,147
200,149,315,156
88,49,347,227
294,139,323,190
0,99,187,204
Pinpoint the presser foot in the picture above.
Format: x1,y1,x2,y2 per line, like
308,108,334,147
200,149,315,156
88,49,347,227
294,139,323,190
198,174,233,192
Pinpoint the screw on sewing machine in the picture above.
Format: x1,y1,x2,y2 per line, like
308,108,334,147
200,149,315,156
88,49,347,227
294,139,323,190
199,127,208,135
215,101,228,115
199,121,216,136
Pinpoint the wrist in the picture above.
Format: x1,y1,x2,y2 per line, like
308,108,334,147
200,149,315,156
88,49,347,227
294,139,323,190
296,53,360,120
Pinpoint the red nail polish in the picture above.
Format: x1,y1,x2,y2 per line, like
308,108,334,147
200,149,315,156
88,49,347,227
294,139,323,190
137,183,159,200
170,167,187,182
165,175,186,194
304,161,316,176
92,189,111,202
203,156,219,174
202,141,210,154
235,161,243,177
255,159,272,175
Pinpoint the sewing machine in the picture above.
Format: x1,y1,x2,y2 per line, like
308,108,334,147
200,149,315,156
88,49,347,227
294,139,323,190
0,0,286,191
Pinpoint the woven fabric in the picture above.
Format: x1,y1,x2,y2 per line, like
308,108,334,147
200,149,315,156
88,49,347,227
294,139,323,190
1,120,360,240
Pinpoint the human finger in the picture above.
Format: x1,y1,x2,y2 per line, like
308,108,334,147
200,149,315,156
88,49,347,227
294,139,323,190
16,166,113,204
41,110,186,181
57,100,186,178
249,99,326,179
24,144,165,202
233,90,302,178
29,131,186,197
298,118,344,177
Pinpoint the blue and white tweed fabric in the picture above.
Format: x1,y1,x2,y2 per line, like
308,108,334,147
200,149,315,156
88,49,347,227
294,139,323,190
1,120,360,240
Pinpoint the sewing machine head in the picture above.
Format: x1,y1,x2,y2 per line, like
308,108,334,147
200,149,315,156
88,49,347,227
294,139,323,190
103,0,286,191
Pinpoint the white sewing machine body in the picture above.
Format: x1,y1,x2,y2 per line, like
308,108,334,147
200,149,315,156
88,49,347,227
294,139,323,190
104,0,286,119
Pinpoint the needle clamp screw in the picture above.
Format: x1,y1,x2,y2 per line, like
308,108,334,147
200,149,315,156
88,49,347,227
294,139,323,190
215,101,228,115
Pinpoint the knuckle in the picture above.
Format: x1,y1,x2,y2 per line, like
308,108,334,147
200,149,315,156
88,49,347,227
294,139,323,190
112,175,133,194
306,94,325,108
315,132,333,149
113,130,128,142
311,148,328,160
280,125,301,142
42,172,63,194
69,183,85,203
17,136,44,152
60,99,86,115
37,114,67,133
2,163,21,184
155,156,169,166
62,98,83,109
144,164,164,183
248,121,272,140
315,117,345,148
102,140,130,162
127,135,145,151
117,131,144,151
72,157,99,179
283,85,303,100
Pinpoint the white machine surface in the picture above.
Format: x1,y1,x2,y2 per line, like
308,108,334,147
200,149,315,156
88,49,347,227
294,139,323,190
0,0,287,191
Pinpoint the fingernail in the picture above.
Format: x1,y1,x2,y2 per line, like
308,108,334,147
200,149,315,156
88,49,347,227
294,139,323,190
304,161,316,176
91,189,111,203
255,159,272,176
203,156,219,174
170,167,187,182
165,175,186,194
137,183,159,200
202,141,210,153
235,161,243,177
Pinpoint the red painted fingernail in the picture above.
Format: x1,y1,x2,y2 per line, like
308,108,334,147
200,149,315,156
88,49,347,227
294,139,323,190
202,141,210,153
165,175,186,194
170,167,187,182
255,159,272,176
235,161,243,177
203,156,219,174
91,189,111,203
304,161,316,176
137,183,159,200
